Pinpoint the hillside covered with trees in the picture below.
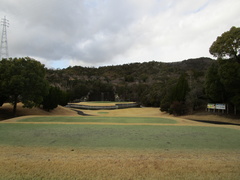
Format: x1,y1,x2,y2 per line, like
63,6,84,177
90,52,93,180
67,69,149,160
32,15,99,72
46,57,213,115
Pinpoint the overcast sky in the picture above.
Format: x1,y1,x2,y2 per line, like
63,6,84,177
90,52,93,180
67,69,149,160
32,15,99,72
0,0,239,69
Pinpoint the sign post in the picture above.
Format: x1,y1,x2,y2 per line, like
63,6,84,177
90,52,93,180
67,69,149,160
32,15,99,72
207,103,216,112
207,103,226,113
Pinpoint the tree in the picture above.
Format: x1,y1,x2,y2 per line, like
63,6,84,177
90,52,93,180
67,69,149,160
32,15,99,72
205,59,240,114
209,26,240,63
170,74,189,115
160,94,172,112
185,81,206,113
170,101,185,116
42,86,60,111
0,59,11,106
218,60,240,114
70,83,89,101
0,57,49,115
58,90,70,106
42,86,69,111
0,95,8,106
171,73,189,102
208,26,240,114
160,74,189,115
204,62,226,102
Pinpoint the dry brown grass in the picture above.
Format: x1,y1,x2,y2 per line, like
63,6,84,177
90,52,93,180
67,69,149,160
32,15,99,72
182,112,240,125
2,104,240,130
1,102,239,125
0,103,78,121
0,146,239,180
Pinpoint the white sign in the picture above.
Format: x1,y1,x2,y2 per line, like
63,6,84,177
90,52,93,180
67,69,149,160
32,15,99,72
216,104,226,110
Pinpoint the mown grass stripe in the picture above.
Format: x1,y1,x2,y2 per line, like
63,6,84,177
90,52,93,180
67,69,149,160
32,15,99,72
17,116,177,124
0,123,239,150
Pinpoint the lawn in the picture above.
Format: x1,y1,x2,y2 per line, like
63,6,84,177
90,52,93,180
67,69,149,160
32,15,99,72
0,122,240,150
1,116,240,180
17,116,177,124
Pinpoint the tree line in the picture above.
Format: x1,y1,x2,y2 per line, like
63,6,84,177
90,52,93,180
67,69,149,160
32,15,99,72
205,26,240,114
0,26,239,116
0,57,69,115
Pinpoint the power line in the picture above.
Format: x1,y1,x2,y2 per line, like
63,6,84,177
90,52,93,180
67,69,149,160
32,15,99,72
0,16,9,59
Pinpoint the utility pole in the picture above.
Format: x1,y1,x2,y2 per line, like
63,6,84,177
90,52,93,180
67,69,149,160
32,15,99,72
0,16,9,59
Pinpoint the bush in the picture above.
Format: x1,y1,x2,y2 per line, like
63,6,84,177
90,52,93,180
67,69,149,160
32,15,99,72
169,101,186,116
42,86,69,111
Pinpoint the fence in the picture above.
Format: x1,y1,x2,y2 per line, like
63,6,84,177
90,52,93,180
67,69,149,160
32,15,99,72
67,103,139,110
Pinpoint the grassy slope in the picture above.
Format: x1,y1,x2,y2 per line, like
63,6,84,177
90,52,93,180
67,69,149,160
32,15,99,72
0,103,78,121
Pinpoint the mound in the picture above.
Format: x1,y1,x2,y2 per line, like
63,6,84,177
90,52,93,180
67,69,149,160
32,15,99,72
0,103,78,120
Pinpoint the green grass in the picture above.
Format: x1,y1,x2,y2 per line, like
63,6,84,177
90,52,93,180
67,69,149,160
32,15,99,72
87,101,116,103
17,116,177,124
86,101,133,104
0,123,240,150
98,112,109,114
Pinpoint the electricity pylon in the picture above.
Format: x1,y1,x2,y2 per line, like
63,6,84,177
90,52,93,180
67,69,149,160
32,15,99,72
0,16,9,59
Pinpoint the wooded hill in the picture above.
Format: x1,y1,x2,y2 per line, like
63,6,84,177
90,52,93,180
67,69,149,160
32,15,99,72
46,57,214,113
48,57,212,85
2,27,238,115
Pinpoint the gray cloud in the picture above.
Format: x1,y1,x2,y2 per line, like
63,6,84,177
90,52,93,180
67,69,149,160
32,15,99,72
1,0,240,68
